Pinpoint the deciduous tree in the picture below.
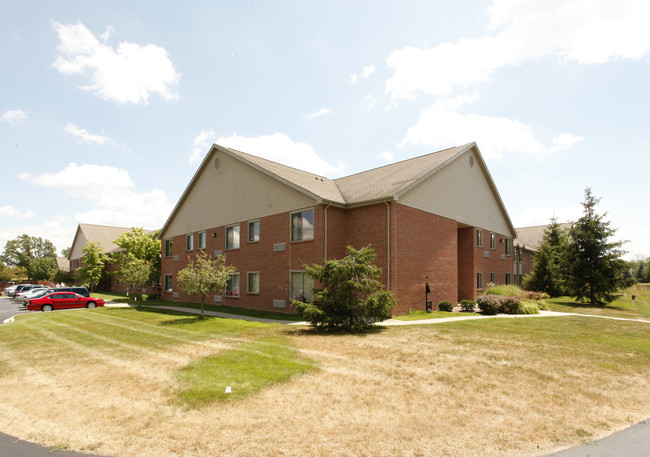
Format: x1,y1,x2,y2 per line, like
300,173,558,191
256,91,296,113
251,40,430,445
115,258,151,302
113,227,161,287
27,257,58,281
76,241,109,292
1,235,56,269
177,252,237,318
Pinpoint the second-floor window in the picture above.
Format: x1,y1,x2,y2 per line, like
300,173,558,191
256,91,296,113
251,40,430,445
291,209,314,241
164,239,173,257
248,220,260,242
476,229,483,247
198,231,206,250
186,234,193,251
226,224,240,250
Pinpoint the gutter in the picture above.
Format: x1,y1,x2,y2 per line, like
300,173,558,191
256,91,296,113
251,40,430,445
384,200,391,290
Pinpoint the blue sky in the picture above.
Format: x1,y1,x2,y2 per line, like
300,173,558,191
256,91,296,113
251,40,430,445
1,0,649,260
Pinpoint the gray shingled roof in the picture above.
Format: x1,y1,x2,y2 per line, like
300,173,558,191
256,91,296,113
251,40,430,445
224,143,472,205
72,224,157,257
514,223,572,251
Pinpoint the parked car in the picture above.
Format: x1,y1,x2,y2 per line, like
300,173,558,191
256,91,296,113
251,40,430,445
21,287,92,307
25,292,105,312
48,286,90,297
14,286,49,301
9,284,35,298
3,285,18,296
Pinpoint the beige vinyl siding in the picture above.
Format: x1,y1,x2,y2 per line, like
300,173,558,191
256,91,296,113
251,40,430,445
164,151,317,238
69,232,88,260
399,150,512,236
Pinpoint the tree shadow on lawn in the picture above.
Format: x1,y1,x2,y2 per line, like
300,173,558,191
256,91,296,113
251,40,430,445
550,299,629,312
284,324,390,338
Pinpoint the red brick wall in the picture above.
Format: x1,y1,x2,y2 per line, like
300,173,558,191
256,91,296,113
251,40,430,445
391,204,458,315
161,206,329,312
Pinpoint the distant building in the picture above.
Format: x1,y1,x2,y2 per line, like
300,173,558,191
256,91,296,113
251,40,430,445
513,223,572,285
68,223,157,293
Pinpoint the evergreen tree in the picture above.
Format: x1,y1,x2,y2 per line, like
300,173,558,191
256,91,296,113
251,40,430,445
564,188,631,305
292,245,396,331
523,217,568,297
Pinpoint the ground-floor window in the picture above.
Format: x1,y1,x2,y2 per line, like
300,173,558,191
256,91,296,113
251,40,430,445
490,272,496,284
505,273,512,285
226,274,240,297
164,274,172,292
247,272,259,294
291,271,314,302
477,272,483,290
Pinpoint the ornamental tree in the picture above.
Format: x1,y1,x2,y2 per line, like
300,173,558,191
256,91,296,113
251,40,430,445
76,241,109,292
564,188,632,305
293,245,396,332
177,252,237,318
115,258,152,302
113,227,161,287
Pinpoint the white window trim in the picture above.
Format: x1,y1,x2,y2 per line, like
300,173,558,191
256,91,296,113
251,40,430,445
489,232,496,250
198,231,206,250
164,274,173,293
186,234,194,251
476,229,483,247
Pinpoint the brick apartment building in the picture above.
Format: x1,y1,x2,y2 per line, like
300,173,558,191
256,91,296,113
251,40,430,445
159,142,517,315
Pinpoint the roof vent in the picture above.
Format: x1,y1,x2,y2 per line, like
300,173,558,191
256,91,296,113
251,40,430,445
469,155,474,168
214,157,221,170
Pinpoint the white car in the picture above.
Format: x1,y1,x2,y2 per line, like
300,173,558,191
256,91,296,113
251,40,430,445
15,287,49,301
3,285,18,296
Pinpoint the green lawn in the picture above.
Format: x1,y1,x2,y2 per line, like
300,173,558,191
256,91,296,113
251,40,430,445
93,291,302,321
544,283,650,319
393,309,479,320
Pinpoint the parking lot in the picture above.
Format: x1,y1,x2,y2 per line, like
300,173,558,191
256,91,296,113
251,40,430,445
0,294,31,323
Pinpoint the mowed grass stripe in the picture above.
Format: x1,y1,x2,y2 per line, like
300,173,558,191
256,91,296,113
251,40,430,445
176,335,318,406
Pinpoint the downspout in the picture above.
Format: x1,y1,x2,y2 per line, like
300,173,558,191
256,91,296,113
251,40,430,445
384,200,391,290
324,202,331,262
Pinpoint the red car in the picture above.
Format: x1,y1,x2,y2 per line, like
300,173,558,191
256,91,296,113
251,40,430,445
25,292,105,312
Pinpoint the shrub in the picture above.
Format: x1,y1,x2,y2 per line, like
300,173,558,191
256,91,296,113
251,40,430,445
499,296,521,314
484,284,524,297
515,301,540,314
477,295,500,315
438,301,454,312
460,299,476,312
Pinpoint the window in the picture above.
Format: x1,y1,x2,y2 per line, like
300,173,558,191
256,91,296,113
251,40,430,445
226,274,240,296
226,224,240,250
186,234,193,251
164,239,173,257
248,220,260,242
505,273,512,285
247,272,259,294
490,272,496,284
505,238,512,256
477,272,483,290
198,231,206,250
490,232,496,249
164,274,172,292
291,271,314,302
291,209,314,241
476,229,483,247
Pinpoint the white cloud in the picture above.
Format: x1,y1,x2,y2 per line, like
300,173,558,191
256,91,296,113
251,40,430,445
378,151,395,163
0,205,34,219
190,130,217,164
550,133,584,151
64,123,111,145
1,109,27,126
386,0,650,101
215,132,345,177
363,64,375,78
0,218,77,258
364,94,378,109
398,93,582,158
18,163,174,230
348,74,358,85
304,107,331,120
51,21,180,104
515,204,583,228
